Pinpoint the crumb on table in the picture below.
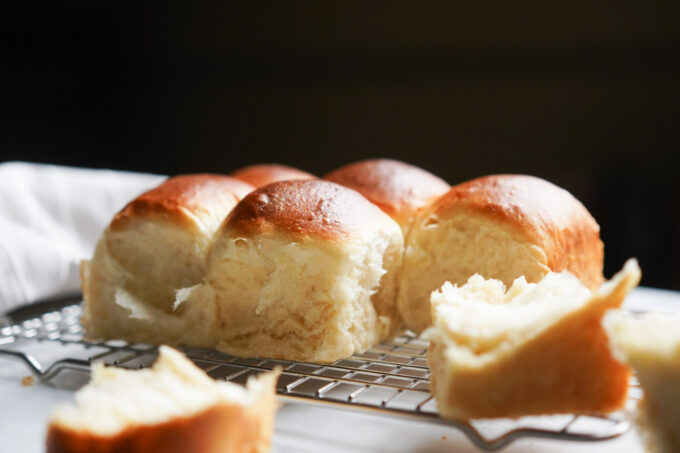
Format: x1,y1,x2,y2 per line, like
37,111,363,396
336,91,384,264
441,435,447,441
21,375,35,386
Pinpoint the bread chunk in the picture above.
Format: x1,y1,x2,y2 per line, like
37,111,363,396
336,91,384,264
425,259,640,419
604,311,680,453
47,346,279,453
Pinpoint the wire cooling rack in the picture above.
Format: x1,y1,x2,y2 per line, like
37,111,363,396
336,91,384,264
0,296,638,451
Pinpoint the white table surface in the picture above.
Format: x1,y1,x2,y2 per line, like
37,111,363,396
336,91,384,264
1,287,677,453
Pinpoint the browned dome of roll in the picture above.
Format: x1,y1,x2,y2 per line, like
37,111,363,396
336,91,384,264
436,174,604,289
223,179,395,242
110,174,254,230
324,158,450,229
231,164,315,188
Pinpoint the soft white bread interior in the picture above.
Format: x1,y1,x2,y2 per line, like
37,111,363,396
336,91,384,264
324,158,449,236
425,259,640,420
46,346,279,453
188,179,404,363
603,311,680,453
82,174,254,346
231,163,315,188
400,174,604,333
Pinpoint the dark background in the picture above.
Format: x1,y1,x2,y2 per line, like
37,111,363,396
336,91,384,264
2,2,680,289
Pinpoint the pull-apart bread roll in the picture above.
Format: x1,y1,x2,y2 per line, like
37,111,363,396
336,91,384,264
231,163,315,188
195,179,403,363
425,259,640,420
47,346,279,453
604,311,680,453
324,158,450,236
82,174,254,345
400,174,604,333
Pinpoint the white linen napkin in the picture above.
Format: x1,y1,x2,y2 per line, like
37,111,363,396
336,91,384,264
0,162,165,313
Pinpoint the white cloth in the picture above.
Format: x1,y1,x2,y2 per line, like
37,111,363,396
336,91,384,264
0,162,165,313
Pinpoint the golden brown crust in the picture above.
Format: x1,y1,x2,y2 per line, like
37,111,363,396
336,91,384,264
46,375,278,453
432,174,604,289
231,164,315,188
110,174,254,231
223,179,395,241
324,158,449,226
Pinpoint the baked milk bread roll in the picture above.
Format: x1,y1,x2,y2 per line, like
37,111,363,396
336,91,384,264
188,179,404,362
231,163,315,187
81,174,254,346
324,158,450,236
399,174,604,333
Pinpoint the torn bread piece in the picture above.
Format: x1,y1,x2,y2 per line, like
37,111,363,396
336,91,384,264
425,259,640,420
46,346,279,453
604,311,680,453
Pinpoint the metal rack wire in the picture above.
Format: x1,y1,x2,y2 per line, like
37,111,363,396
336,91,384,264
0,297,637,451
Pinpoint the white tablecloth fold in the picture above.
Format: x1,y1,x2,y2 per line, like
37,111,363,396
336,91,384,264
0,162,164,313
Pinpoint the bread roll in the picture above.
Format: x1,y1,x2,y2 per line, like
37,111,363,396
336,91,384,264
324,158,450,236
82,174,253,346
399,174,604,332
604,311,680,453
192,179,403,362
425,259,640,420
231,163,314,188
46,346,279,453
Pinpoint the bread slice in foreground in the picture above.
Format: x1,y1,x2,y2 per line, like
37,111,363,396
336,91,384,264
425,259,640,420
603,311,680,453
46,346,279,453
